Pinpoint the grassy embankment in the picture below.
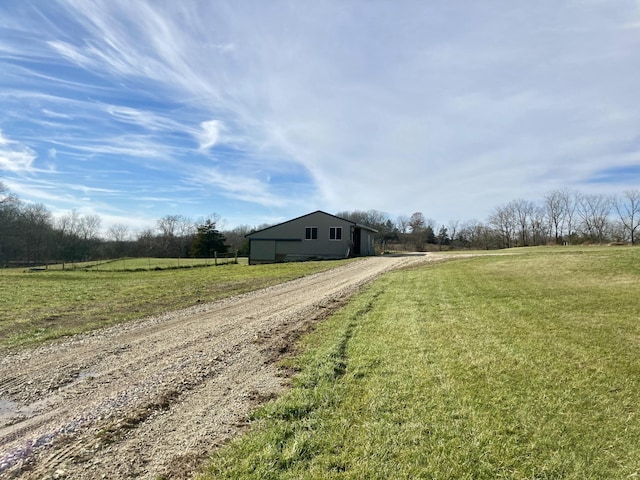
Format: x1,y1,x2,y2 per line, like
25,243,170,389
0,258,352,349
203,246,640,479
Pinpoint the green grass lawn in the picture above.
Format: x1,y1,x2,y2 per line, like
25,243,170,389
203,246,640,479
0,258,351,349
39,256,243,271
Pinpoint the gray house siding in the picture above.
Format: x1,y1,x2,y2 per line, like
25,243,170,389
246,211,377,264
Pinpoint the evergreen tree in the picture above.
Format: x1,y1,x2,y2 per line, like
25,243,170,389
190,219,228,257
437,225,450,247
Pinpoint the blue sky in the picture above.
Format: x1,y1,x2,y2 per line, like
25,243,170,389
1,1,639,232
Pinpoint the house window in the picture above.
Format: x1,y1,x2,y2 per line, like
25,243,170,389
305,227,318,240
329,227,342,241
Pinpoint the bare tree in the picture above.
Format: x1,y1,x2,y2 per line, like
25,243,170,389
609,219,627,243
157,215,180,257
107,224,131,258
545,190,568,244
408,212,429,250
0,183,19,265
396,215,410,234
136,228,158,257
577,194,611,243
460,219,499,250
55,210,83,262
196,213,223,230
157,214,195,257
530,205,548,246
488,203,516,248
77,214,102,260
224,225,252,254
408,212,426,233
21,203,54,263
157,214,179,238
511,199,536,246
366,210,392,228
448,219,460,245
335,209,391,231
107,224,131,243
57,209,81,237
176,215,196,258
79,214,102,241
563,189,579,244
612,189,640,244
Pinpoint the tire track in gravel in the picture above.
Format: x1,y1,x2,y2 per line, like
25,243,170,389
0,253,441,479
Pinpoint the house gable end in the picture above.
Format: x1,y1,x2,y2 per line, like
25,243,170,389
246,210,378,264
245,210,359,238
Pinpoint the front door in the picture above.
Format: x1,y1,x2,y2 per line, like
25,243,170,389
352,228,361,255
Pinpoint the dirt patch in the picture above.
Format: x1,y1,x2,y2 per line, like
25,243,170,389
0,254,446,479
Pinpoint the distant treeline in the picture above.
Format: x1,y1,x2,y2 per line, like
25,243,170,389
0,181,239,266
338,189,639,251
1,180,638,266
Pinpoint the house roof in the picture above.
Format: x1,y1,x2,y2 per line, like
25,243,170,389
245,210,378,238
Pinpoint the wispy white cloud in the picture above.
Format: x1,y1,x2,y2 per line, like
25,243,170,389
0,130,37,172
42,109,72,119
1,0,639,228
197,120,223,151
47,40,92,67
187,166,287,207
105,105,184,132
53,135,170,159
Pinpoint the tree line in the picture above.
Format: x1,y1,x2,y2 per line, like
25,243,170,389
1,180,638,266
339,188,639,251
0,181,239,266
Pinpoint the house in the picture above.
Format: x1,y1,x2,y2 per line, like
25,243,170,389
245,210,378,264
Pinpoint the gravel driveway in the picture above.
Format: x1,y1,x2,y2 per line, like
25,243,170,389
0,254,442,479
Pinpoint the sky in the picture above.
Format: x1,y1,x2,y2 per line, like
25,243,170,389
1,0,639,234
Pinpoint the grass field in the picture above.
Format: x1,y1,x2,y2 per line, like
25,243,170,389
202,246,640,479
0,258,351,349
37,256,243,271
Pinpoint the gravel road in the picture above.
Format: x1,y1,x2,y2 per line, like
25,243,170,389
0,254,441,479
